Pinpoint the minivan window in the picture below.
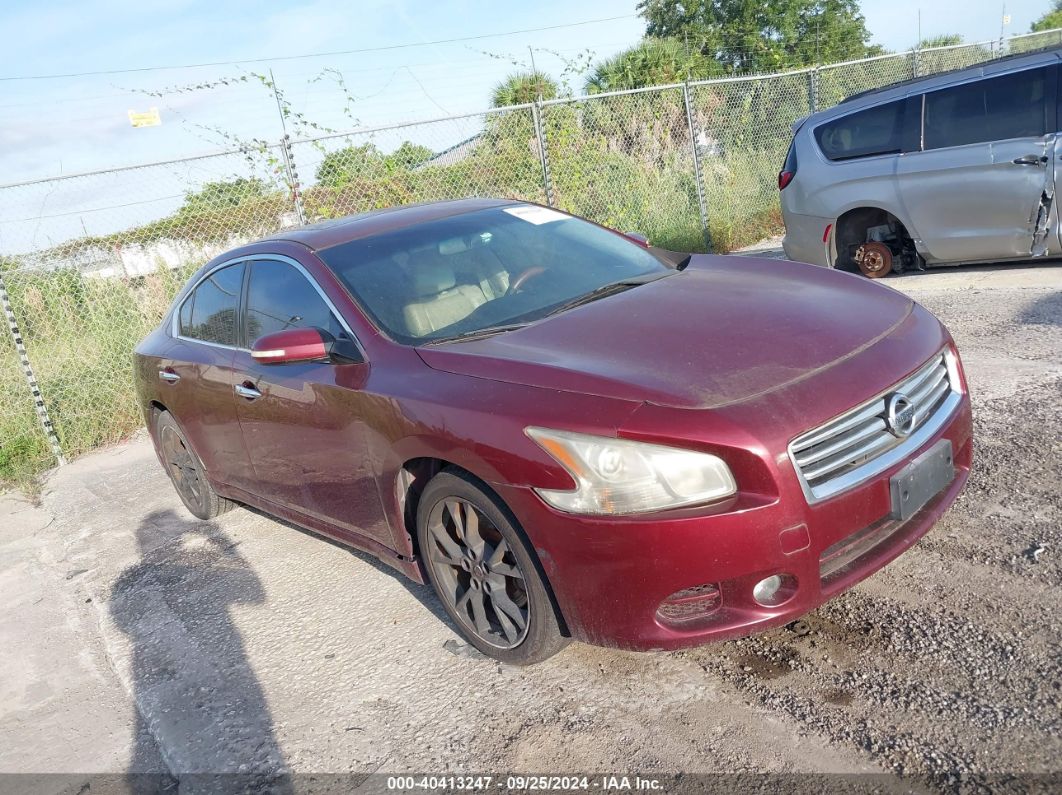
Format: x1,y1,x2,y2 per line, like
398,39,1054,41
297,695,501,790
244,259,345,344
924,67,1047,150
815,99,906,161
179,263,244,346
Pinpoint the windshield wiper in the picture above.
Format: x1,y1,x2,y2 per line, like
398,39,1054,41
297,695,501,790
545,272,671,318
422,323,529,346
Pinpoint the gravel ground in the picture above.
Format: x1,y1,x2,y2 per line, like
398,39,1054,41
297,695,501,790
0,262,1059,791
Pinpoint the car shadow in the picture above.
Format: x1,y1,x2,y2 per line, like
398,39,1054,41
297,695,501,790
239,505,457,633
1018,289,1062,327
110,509,292,792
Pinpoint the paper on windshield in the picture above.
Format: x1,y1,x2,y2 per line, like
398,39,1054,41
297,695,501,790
503,206,567,225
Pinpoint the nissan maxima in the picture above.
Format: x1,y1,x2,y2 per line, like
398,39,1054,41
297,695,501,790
134,198,972,664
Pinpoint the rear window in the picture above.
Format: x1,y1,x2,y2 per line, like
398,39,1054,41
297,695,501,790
923,67,1047,150
815,99,906,161
179,263,244,346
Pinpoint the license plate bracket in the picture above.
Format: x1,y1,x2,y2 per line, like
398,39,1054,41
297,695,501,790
889,439,955,521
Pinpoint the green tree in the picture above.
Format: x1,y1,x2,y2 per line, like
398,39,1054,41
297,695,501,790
384,141,433,170
917,34,963,48
585,37,720,93
636,0,884,73
314,143,386,187
177,178,267,215
490,72,559,106
315,140,436,187
1032,1,1062,31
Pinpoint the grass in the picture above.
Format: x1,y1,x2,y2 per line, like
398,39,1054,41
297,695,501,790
0,264,198,491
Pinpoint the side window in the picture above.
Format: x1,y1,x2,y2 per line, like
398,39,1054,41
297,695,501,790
924,68,1047,150
244,260,345,344
179,263,244,346
815,100,906,161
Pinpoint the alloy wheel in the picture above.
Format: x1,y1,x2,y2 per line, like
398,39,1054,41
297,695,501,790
425,497,530,649
160,425,204,509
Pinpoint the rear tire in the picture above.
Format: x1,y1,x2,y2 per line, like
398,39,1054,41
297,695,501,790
153,411,235,520
417,469,568,665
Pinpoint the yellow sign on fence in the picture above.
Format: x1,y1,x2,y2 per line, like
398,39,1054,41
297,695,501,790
127,108,161,128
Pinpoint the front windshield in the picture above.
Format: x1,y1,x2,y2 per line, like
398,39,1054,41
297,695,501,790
318,204,671,345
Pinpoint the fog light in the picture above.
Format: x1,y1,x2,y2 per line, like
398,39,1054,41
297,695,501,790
752,573,797,607
656,583,722,625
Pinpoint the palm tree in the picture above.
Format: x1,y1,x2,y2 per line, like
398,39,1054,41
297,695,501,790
585,38,716,94
490,72,560,107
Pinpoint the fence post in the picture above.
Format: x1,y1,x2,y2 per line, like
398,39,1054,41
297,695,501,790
807,67,819,114
0,271,66,467
682,82,712,253
912,47,921,78
280,135,307,226
531,102,555,207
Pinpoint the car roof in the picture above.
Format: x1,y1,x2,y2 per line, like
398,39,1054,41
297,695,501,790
263,197,521,251
809,45,1062,123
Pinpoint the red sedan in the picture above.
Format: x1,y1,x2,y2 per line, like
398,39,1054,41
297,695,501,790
134,198,972,664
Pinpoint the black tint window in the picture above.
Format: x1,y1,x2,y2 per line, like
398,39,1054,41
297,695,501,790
815,100,906,161
245,260,344,343
924,68,1047,150
180,263,243,346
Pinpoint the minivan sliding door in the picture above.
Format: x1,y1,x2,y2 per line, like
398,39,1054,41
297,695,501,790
896,65,1056,264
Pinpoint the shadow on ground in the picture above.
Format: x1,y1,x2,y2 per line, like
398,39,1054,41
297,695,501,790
110,509,293,791
1019,289,1062,327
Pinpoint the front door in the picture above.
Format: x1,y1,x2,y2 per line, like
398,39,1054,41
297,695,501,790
897,65,1056,264
231,257,392,547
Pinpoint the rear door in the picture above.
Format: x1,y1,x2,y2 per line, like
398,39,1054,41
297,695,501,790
231,256,393,547
162,261,254,489
896,65,1056,263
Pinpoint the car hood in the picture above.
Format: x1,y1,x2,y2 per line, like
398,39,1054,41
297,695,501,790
415,255,915,410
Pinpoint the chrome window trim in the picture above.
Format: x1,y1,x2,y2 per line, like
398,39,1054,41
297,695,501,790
172,253,366,360
787,348,963,505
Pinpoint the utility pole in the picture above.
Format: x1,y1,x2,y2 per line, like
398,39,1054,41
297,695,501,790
528,46,541,100
815,16,821,66
914,9,922,78
268,68,289,138
268,68,307,226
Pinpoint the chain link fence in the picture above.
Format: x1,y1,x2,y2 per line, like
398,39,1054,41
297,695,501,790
1,31,1057,483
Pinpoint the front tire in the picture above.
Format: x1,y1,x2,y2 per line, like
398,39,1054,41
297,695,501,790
417,469,568,665
153,410,235,520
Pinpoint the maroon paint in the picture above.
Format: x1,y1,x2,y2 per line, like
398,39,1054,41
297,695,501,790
134,199,973,651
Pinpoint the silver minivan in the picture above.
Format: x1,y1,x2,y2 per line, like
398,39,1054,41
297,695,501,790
780,49,1060,277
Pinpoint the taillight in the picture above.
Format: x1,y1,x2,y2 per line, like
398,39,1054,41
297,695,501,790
779,138,798,190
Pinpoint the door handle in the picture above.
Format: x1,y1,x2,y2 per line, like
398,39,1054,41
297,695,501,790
1012,154,1048,166
158,369,180,384
235,383,263,400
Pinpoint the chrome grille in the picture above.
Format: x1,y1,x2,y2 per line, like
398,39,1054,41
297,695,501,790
789,352,961,502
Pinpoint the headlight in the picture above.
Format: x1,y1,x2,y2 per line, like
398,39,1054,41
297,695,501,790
525,427,737,515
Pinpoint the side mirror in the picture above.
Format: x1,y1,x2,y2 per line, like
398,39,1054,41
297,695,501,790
624,231,650,247
251,327,362,365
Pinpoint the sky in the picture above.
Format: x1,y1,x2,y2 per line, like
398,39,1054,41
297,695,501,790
0,0,1054,252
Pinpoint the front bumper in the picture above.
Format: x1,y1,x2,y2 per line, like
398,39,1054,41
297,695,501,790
495,393,972,651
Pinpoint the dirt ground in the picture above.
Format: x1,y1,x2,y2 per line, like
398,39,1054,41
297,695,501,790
1,261,1059,791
